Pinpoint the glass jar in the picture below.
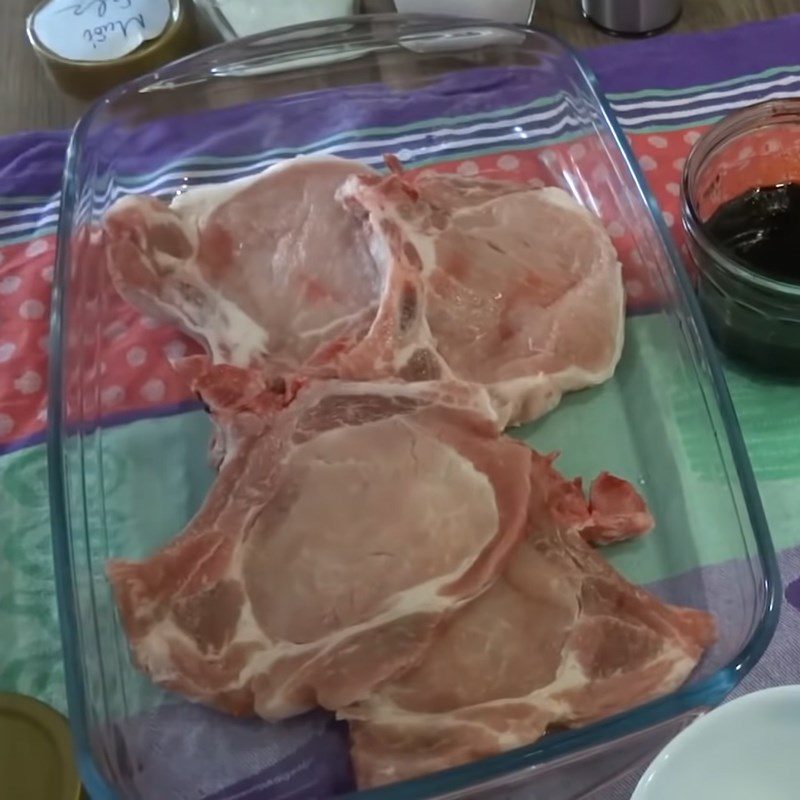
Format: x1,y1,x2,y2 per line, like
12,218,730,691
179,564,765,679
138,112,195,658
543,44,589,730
682,100,800,375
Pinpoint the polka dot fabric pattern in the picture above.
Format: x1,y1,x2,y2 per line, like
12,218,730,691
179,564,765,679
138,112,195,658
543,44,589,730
0,233,203,450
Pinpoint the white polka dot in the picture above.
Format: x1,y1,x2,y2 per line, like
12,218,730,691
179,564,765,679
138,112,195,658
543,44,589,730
0,276,21,295
639,155,658,172
568,142,587,160
456,160,479,177
606,221,626,239
683,130,702,146
666,182,680,197
103,320,127,340
763,138,781,154
497,154,520,172
673,157,687,171
24,239,49,258
140,378,166,402
39,335,49,352
14,371,42,395
126,346,147,367
527,178,545,189
0,414,13,437
663,211,675,227
627,279,645,299
647,135,668,149
140,317,161,330
0,342,15,363
41,265,54,283
101,386,124,407
629,249,643,267
738,146,755,160
163,340,187,360
19,299,45,319
539,150,558,166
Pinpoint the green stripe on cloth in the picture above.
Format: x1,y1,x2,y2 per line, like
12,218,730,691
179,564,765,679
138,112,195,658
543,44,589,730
0,445,66,713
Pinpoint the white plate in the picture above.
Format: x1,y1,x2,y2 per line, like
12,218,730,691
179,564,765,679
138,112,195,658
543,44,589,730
632,686,800,800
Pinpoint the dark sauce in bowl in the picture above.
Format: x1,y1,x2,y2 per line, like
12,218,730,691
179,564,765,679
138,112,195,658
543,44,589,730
704,183,800,285
686,182,800,376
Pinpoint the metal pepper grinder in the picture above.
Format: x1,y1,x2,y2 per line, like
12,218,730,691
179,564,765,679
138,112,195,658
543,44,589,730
582,0,681,36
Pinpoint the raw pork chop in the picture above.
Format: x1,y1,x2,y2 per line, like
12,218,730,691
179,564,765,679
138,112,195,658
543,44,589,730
342,451,715,789
107,377,532,720
104,156,381,373
337,165,625,426
105,155,623,427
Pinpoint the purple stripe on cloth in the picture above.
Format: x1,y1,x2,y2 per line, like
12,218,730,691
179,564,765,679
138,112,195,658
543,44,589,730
105,706,354,800
4,14,800,202
584,13,800,93
87,64,574,178
0,130,68,199
785,575,800,611
88,11,800,174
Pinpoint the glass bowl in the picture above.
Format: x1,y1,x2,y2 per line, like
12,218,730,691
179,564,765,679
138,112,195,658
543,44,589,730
48,14,779,800
682,99,800,375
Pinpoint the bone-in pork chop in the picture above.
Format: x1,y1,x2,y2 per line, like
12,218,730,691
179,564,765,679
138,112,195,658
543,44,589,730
104,156,381,373
342,452,715,789
107,377,531,720
337,165,625,425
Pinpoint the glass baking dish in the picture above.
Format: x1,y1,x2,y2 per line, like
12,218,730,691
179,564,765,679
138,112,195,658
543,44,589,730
48,14,780,800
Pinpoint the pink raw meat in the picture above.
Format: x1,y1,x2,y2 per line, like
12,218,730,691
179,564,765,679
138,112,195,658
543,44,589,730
107,377,531,720
105,155,623,427
583,471,655,545
342,451,715,789
336,163,624,425
104,156,381,374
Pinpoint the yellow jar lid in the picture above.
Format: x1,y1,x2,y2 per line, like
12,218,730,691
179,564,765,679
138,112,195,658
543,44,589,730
0,692,82,800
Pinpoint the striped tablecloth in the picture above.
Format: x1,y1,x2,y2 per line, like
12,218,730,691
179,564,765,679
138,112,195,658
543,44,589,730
2,13,800,800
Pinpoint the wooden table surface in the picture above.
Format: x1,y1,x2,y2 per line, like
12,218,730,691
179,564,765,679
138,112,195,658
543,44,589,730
2,0,796,137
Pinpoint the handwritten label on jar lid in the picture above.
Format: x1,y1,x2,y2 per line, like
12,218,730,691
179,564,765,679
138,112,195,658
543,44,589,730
31,0,172,63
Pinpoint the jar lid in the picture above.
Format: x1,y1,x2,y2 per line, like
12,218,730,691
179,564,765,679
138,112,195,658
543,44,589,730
26,0,196,100
0,692,82,800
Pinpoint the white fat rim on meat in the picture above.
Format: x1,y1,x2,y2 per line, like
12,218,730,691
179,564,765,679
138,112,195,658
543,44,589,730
339,640,698,745
295,305,376,341
134,418,502,696
170,154,379,225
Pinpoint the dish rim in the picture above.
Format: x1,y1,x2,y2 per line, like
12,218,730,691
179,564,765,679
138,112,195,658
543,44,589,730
46,14,781,800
